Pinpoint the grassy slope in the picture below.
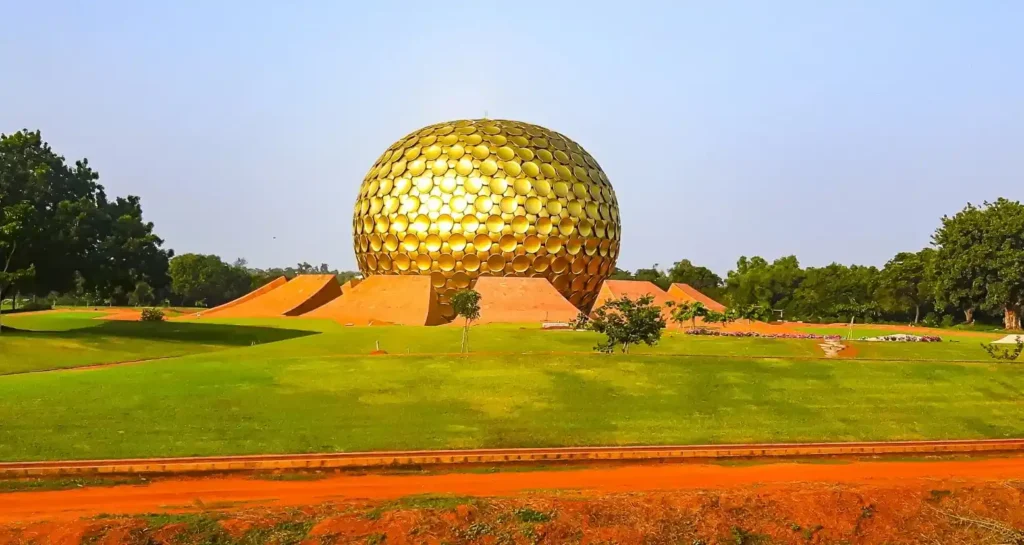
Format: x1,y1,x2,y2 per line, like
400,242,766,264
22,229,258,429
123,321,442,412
2,336,1024,461
0,312,315,375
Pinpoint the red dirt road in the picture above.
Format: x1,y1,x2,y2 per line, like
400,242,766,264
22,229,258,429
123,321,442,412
3,457,1023,523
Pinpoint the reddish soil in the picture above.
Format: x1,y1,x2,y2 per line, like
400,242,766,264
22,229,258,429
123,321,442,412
1,457,1023,544
96,309,142,321
303,275,446,326
452,277,579,325
201,275,339,318
197,276,288,317
667,283,726,312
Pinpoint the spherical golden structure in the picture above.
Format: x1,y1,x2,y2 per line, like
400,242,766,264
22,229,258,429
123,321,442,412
352,119,620,315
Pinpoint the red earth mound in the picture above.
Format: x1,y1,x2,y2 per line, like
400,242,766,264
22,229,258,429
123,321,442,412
200,275,340,318
667,282,727,312
454,277,579,325
303,275,445,326
591,280,678,324
197,276,287,317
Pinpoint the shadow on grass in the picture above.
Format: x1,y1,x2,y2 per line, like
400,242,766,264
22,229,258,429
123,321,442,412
1,320,318,346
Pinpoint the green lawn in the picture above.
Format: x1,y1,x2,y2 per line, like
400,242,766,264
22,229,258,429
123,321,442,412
1,312,1021,462
1,347,1022,461
0,312,315,375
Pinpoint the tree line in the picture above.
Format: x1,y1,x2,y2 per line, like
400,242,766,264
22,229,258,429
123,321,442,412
614,199,1024,329
3,130,1021,329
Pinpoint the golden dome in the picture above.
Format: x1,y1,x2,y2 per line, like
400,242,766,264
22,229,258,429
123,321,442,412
352,119,620,316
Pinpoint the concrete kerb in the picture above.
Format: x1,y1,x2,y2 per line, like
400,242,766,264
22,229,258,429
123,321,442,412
2,439,1023,477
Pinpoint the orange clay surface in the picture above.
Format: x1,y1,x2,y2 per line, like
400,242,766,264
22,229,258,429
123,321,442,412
200,275,339,318
303,275,445,326
1,456,1023,525
450,277,579,325
197,276,287,317
668,282,727,312
591,280,678,323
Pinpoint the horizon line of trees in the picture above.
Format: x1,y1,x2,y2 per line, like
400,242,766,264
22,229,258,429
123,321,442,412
4,129,1022,330
613,199,1024,330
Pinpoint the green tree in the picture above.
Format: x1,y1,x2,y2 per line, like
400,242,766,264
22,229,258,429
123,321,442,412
1,130,104,331
633,264,670,290
933,199,1024,330
128,281,154,306
671,301,708,329
450,288,481,353
737,303,771,324
667,259,723,298
590,295,666,353
724,256,804,317
168,254,251,307
878,249,935,324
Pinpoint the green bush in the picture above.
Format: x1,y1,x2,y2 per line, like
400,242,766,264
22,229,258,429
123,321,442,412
140,308,165,322
940,315,955,328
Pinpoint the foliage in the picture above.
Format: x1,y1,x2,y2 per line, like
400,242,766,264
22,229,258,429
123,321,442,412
590,295,666,353
168,254,251,307
878,249,936,324
128,281,154,306
667,259,724,298
140,308,165,322
934,199,1024,330
671,301,708,329
862,334,942,342
981,339,1023,361
737,304,772,323
570,311,590,330
451,289,481,353
0,130,170,313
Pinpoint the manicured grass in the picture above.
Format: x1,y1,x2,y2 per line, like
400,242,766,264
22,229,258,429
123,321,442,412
1,312,1006,377
1,343,1023,461
0,313,316,375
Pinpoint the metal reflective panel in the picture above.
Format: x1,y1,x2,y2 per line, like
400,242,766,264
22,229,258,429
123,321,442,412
352,119,621,315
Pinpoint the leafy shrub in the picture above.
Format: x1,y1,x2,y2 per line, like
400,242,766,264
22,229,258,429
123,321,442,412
922,312,939,327
940,315,955,328
590,295,666,353
570,311,590,330
18,299,51,311
140,308,165,322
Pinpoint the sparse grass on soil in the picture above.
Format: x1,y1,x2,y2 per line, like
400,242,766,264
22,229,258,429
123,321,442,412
0,476,147,493
6,483,1024,545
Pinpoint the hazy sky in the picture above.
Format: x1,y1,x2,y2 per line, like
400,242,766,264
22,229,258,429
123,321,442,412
2,1,1021,274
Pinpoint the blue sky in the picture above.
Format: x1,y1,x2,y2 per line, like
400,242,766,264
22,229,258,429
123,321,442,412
2,1,1021,274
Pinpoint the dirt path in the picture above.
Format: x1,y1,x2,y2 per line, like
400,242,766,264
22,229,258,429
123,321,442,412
3,457,1023,523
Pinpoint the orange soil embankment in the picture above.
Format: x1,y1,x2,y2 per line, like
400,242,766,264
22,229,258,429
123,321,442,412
591,280,677,322
450,277,579,325
95,309,142,321
303,275,445,326
197,276,287,317
667,283,726,312
2,456,1023,524
201,275,340,318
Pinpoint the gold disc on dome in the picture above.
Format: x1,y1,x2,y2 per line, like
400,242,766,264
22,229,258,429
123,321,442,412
352,118,620,312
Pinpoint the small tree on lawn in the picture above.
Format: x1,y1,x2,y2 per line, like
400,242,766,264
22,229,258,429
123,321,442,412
671,301,708,329
451,288,481,353
589,295,666,353
704,309,735,329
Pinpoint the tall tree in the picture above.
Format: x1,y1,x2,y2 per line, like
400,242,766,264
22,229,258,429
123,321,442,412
633,264,670,290
933,199,1024,330
878,249,935,324
667,259,723,298
725,255,804,316
1,130,104,330
168,254,251,307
